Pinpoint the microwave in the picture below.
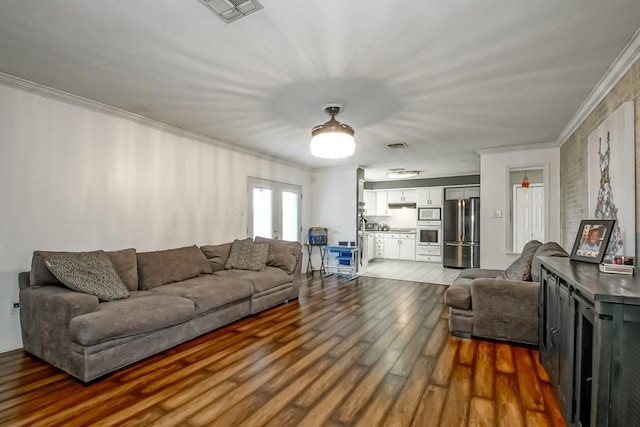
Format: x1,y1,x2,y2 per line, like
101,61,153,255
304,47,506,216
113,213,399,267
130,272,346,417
418,207,441,221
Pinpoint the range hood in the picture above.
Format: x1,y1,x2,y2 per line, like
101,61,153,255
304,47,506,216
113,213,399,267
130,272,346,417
388,202,417,209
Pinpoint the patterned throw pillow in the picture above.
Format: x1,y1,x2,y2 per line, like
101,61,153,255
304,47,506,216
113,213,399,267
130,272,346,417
44,251,130,301
501,240,542,281
225,239,269,271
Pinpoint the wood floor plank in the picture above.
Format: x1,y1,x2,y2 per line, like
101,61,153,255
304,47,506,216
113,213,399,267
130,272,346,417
355,373,405,427
468,397,496,427
458,338,478,365
439,364,473,426
430,335,460,386
473,340,495,400
382,356,435,427
513,346,545,412
496,343,516,374
411,384,448,427
0,276,566,427
495,373,525,427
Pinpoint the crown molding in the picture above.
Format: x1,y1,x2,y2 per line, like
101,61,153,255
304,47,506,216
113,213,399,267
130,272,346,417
0,72,310,172
556,27,640,146
476,141,558,156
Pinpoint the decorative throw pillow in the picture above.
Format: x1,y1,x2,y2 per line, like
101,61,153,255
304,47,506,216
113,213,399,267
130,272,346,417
254,237,301,274
44,251,130,301
225,239,269,271
501,240,543,281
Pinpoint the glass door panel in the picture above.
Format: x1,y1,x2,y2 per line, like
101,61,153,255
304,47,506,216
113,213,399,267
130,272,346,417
252,187,273,239
281,191,298,242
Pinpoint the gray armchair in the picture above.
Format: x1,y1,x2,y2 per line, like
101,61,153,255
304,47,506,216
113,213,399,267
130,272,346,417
444,241,567,345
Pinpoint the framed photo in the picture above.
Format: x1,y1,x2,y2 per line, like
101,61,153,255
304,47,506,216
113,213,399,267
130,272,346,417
570,219,616,263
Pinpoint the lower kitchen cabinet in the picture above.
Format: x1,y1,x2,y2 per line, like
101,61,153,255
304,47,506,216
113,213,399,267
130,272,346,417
539,257,640,426
383,234,415,260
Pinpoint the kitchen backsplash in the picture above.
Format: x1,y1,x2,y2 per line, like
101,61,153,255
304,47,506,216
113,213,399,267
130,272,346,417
367,208,417,229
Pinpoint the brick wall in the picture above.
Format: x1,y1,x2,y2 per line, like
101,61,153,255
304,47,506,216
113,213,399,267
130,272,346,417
560,59,640,255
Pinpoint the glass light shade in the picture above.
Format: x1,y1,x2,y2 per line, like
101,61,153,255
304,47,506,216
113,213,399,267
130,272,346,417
310,132,355,159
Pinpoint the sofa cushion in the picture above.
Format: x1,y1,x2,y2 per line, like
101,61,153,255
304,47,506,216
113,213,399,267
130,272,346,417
444,283,472,310
69,293,195,346
137,245,212,290
149,275,254,315
254,237,302,274
501,240,542,281
44,251,130,302
214,267,292,294
224,239,269,271
31,248,138,290
200,243,232,272
531,242,568,282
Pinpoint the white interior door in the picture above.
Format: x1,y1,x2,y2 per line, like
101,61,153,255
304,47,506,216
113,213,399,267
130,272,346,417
248,177,301,241
513,184,545,252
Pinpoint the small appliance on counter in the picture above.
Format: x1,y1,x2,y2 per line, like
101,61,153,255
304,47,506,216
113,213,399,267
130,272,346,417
380,223,389,231
365,222,379,231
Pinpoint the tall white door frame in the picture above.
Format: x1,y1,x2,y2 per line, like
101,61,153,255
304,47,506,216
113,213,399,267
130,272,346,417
248,177,302,241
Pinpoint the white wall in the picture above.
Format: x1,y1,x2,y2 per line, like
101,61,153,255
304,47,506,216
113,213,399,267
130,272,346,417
479,147,560,269
0,83,311,352
308,167,358,267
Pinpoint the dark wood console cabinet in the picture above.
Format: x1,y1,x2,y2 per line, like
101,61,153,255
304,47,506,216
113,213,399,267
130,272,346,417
538,257,640,426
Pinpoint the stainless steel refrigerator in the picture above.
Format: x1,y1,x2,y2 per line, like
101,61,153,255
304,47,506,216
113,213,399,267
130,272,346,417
443,198,480,268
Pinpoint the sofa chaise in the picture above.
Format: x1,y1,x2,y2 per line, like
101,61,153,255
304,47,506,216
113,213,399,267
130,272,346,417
18,237,301,382
443,240,568,345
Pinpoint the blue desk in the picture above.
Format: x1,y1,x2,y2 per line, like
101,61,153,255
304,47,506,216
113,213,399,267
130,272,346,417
322,245,359,280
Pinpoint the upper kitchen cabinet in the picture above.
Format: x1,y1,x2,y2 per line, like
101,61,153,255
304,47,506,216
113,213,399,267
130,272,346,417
376,191,389,216
417,188,443,206
363,190,377,216
445,186,480,200
387,190,417,204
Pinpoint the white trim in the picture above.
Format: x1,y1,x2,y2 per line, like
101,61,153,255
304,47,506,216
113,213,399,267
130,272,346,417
557,27,640,146
0,72,311,172
476,141,557,156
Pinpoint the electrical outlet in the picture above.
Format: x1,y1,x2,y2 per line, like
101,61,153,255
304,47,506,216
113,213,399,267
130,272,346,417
10,301,19,315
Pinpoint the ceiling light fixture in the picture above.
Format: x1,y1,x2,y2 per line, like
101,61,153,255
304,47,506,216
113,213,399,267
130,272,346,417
310,103,355,159
387,170,420,179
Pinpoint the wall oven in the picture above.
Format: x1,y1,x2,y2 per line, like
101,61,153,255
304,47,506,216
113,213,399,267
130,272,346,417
417,224,442,246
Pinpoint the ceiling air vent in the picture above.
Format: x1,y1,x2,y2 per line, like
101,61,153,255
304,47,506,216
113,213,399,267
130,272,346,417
386,142,408,150
198,0,263,24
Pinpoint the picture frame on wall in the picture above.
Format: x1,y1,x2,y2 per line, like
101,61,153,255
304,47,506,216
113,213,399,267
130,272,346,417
570,219,616,264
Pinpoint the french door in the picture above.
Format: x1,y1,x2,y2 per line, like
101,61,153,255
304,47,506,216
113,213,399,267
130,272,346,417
248,177,301,242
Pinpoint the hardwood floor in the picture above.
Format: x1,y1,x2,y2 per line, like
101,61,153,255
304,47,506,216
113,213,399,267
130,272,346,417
0,275,565,426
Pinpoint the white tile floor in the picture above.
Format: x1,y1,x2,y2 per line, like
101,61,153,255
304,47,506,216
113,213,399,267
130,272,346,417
361,259,461,285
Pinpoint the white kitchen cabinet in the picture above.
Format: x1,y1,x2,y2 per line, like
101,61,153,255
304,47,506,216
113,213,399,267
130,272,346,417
364,191,377,215
375,191,389,216
387,190,417,204
417,187,443,206
384,234,401,259
445,186,480,200
383,233,416,260
367,233,375,261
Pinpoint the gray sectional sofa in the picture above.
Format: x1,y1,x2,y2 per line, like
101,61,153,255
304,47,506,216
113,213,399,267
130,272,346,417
18,237,302,382
444,240,567,345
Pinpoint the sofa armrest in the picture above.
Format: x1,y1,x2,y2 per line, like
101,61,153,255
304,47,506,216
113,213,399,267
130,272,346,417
20,286,99,358
457,268,505,279
470,278,539,344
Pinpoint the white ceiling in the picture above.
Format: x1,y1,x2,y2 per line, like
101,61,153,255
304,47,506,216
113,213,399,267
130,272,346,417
0,1,639,180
